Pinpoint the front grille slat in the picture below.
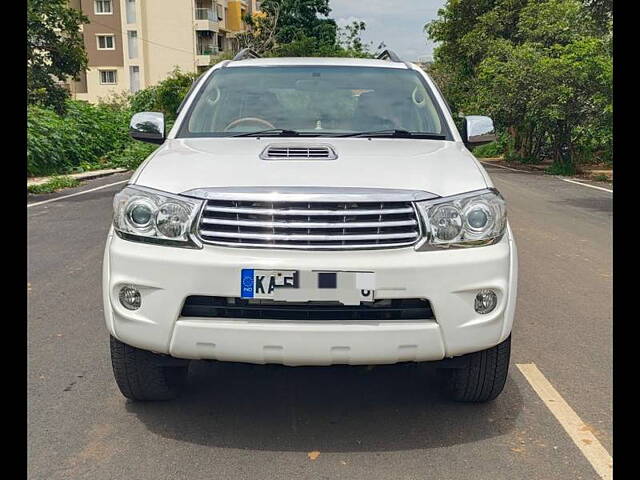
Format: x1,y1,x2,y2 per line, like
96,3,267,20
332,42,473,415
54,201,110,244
198,198,421,250
204,205,414,216
181,296,434,321
199,230,419,242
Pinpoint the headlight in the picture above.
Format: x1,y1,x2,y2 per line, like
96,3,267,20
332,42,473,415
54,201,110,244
113,185,204,248
415,188,506,249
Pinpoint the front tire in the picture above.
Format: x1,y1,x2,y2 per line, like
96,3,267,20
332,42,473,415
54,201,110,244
441,335,511,402
110,336,189,401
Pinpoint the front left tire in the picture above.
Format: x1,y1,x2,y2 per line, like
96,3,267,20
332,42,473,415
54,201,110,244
440,335,511,402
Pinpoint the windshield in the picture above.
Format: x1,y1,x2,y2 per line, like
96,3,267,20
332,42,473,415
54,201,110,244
178,66,452,138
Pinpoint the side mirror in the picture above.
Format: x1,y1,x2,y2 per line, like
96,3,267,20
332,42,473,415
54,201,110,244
130,112,165,144
463,115,496,147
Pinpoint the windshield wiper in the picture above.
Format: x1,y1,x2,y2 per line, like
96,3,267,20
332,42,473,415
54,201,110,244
232,128,300,137
337,129,446,139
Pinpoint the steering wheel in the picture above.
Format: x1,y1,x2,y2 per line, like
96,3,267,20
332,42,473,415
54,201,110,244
224,117,275,132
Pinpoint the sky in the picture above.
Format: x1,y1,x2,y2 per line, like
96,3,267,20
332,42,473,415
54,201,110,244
329,0,447,62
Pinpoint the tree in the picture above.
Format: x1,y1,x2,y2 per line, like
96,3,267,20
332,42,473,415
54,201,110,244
237,7,282,54
27,0,88,114
582,0,613,35
129,68,199,121
260,0,335,47
240,0,376,57
426,0,612,172
337,20,384,57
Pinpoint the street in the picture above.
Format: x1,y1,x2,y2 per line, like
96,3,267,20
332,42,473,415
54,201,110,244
27,166,612,480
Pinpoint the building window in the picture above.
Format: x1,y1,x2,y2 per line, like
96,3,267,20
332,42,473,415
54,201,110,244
127,31,138,59
94,0,113,14
100,70,117,85
216,3,223,20
197,31,215,55
126,0,136,24
129,66,140,93
96,34,115,50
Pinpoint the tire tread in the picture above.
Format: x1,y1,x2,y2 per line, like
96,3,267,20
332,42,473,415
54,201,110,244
110,336,187,401
445,336,511,402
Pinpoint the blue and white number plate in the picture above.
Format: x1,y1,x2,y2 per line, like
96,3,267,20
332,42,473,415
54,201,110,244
241,269,299,299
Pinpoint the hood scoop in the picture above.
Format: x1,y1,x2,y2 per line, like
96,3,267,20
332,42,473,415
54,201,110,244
260,144,338,161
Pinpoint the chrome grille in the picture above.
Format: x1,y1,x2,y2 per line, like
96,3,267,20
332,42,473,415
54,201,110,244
197,199,421,249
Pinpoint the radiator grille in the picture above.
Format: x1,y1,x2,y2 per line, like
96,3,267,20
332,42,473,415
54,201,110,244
181,296,434,321
197,199,421,249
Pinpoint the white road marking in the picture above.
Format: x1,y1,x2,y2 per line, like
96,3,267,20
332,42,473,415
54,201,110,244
27,180,129,208
517,363,612,480
479,161,531,173
560,178,613,193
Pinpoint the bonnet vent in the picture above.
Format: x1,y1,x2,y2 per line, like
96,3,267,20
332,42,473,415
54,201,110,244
260,144,338,160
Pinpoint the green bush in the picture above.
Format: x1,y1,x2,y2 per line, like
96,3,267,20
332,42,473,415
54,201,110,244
473,142,499,158
473,141,504,158
129,86,158,115
130,68,198,121
471,133,511,159
105,141,158,171
27,68,201,178
545,162,575,176
27,105,67,176
27,100,132,176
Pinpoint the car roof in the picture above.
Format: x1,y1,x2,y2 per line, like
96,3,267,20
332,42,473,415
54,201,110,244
226,57,412,69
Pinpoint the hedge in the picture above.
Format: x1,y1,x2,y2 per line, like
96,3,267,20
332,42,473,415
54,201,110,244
27,100,134,177
27,68,199,178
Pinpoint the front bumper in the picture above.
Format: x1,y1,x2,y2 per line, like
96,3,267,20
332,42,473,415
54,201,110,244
103,226,517,366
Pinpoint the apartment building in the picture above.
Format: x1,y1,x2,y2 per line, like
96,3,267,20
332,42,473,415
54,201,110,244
69,0,259,102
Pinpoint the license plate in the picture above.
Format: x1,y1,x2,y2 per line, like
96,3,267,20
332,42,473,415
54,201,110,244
241,269,299,299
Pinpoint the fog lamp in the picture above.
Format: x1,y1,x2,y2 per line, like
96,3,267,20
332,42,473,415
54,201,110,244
474,289,497,314
119,286,141,310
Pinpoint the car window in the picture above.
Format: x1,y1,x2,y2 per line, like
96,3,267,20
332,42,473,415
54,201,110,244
180,66,449,137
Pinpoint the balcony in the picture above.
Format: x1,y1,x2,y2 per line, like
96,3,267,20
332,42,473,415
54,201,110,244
196,41,220,66
194,7,219,31
197,43,219,55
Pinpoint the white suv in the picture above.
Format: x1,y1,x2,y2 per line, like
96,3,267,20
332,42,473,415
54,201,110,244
104,50,517,402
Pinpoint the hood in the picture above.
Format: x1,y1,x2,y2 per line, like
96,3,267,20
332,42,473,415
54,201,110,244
132,137,489,198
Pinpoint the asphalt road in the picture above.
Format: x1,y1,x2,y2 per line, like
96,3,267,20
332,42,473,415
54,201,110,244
27,168,612,480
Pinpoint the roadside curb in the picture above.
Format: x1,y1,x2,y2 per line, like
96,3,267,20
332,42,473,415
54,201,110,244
27,168,129,187
479,160,531,174
479,159,613,182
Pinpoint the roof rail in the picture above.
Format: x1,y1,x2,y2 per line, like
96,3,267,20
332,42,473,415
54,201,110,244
232,48,261,61
376,49,403,63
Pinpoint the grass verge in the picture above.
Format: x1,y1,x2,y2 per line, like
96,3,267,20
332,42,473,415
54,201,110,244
27,176,80,194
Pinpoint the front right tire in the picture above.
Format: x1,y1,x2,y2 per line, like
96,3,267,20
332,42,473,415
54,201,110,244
110,336,189,401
